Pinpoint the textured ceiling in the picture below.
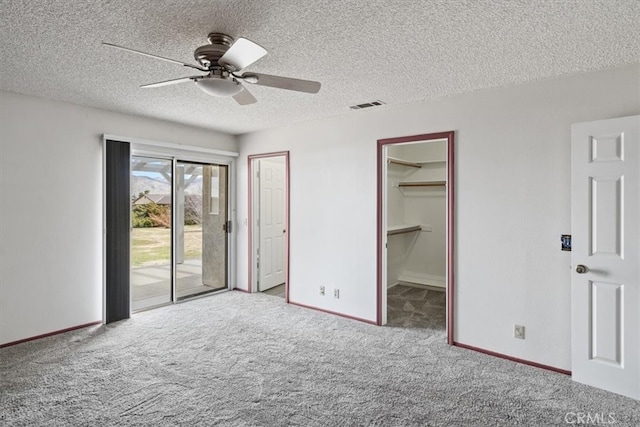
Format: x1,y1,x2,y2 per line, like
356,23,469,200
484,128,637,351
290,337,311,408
1,0,639,135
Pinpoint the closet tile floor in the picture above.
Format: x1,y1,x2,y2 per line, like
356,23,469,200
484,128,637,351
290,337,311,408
387,284,446,329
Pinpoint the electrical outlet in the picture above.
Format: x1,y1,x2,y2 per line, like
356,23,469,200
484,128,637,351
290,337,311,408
334,289,340,299
514,325,525,340
320,286,325,296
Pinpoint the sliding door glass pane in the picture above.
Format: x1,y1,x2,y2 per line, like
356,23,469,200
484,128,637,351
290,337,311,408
176,162,228,299
130,156,172,311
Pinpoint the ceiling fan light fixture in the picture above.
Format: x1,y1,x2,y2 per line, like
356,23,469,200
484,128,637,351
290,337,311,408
195,76,243,97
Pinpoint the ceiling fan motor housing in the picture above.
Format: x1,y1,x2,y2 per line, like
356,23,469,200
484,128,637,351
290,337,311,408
194,33,234,69
193,33,243,97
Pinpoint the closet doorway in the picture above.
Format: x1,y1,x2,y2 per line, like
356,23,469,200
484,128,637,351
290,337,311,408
377,132,454,343
248,152,289,300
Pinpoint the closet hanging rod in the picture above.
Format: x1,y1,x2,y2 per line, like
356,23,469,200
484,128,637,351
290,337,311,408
398,181,446,187
387,225,422,236
387,157,421,168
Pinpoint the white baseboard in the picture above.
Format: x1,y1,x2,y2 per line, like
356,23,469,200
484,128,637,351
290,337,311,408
398,271,446,289
387,281,401,289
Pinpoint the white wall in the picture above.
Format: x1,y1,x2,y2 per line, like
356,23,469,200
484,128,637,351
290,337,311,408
236,64,640,370
0,91,235,345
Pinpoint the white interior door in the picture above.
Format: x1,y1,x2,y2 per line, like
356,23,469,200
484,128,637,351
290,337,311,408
258,159,286,291
571,115,639,399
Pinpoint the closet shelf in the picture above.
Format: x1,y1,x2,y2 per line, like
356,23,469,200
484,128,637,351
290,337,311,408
387,157,421,168
398,180,446,187
387,157,447,168
387,224,422,236
414,159,446,164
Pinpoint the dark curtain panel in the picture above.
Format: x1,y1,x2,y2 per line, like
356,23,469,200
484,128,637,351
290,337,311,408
105,139,130,323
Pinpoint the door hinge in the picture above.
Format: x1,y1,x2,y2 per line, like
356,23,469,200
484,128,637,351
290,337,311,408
222,220,232,233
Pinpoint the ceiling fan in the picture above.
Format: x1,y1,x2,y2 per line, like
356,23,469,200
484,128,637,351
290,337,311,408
103,33,321,105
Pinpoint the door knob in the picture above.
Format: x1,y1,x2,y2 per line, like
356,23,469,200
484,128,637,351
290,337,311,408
576,264,588,274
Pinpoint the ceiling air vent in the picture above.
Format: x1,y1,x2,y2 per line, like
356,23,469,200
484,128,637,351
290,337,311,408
349,100,386,110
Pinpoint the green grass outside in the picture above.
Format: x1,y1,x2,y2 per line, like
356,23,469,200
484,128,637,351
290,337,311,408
132,225,202,267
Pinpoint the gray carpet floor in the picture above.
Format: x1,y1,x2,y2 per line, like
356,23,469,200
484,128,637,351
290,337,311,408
1,291,639,426
387,284,446,329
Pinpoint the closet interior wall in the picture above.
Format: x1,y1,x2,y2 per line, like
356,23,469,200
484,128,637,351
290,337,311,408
387,140,447,289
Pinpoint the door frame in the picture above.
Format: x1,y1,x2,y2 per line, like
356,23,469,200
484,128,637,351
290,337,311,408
376,131,455,344
248,151,290,301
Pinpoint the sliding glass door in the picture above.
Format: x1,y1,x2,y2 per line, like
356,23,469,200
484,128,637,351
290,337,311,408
175,162,228,299
130,157,173,311
130,156,229,312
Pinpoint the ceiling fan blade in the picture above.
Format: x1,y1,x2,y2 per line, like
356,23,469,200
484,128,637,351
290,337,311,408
240,73,321,94
218,37,267,71
232,86,258,105
102,42,206,72
140,76,202,88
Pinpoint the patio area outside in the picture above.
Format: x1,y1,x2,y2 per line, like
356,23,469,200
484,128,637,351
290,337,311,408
131,225,219,311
